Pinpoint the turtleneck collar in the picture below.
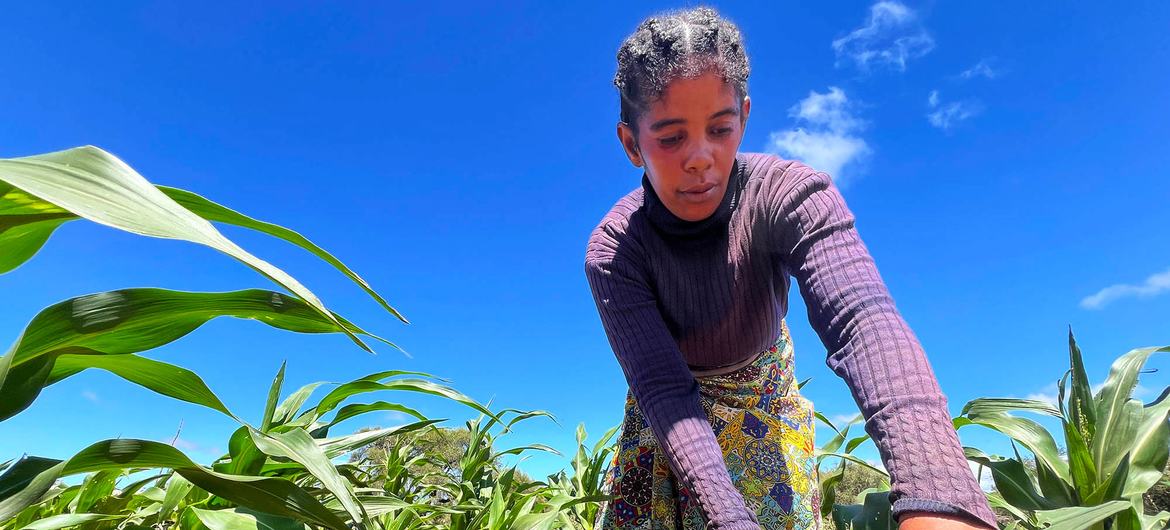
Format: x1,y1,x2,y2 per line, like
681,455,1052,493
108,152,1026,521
641,153,746,239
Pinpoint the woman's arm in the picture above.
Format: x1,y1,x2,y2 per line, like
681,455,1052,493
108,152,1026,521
766,164,997,529
585,223,759,530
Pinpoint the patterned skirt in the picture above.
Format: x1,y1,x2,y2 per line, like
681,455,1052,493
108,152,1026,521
595,321,822,530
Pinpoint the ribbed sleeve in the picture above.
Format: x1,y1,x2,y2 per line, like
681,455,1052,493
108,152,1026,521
766,167,997,529
585,222,760,530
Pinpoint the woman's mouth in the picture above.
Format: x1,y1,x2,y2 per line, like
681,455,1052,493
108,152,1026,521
679,183,718,203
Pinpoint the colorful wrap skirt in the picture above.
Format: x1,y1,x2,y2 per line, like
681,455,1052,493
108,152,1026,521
595,321,822,530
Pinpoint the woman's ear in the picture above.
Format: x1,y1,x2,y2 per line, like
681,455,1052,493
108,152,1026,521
616,122,644,168
740,96,752,129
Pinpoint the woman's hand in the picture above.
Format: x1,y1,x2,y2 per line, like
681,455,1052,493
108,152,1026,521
899,512,993,530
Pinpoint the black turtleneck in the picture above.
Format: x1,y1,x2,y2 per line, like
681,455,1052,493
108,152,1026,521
640,154,746,241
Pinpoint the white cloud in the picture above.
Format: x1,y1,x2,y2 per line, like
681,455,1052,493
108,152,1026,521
1024,390,1060,409
960,58,999,80
766,87,870,186
173,437,223,456
1080,267,1170,309
969,461,997,492
81,390,100,403
926,90,981,130
827,412,863,428
1002,382,1062,411
1012,381,1155,412
833,1,935,73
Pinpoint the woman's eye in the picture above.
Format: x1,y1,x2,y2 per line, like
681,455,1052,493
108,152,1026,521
659,135,683,147
712,127,733,136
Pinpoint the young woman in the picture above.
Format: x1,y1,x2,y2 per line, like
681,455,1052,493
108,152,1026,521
584,8,996,530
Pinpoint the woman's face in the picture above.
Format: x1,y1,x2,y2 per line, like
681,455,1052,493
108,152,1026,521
617,71,750,222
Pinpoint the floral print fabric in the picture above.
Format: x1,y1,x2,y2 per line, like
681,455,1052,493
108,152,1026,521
596,321,822,529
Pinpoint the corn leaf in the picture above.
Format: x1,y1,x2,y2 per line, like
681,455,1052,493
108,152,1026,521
1032,500,1130,530
1067,330,1097,443
964,447,1056,511
962,398,1062,418
261,363,287,433
0,146,368,351
159,185,407,325
188,507,307,530
18,513,124,529
0,288,382,421
956,413,1071,484
0,439,348,529
1093,345,1170,479
1123,385,1170,497
248,428,364,525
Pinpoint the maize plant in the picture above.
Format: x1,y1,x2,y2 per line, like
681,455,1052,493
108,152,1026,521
544,423,620,530
814,409,893,530
958,332,1170,530
0,146,606,529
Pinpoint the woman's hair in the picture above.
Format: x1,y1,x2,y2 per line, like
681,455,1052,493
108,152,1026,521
614,6,750,129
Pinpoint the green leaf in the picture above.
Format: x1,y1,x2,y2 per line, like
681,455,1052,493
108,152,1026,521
0,439,348,529
1032,500,1130,530
17,513,124,529
1123,385,1170,497
317,420,442,459
158,185,408,326
0,183,72,274
54,353,235,418
0,456,59,503
962,398,1062,418
189,507,308,530
1114,506,1170,530
591,424,620,457
815,411,845,438
818,414,861,455
831,490,892,530
1067,329,1097,444
309,377,496,427
248,428,364,525
271,382,325,428
497,444,562,457
159,473,195,522
844,433,872,455
221,426,267,477
75,469,118,512
984,490,1032,526
0,146,368,351
814,451,889,480
818,463,846,518
956,412,1072,484
1093,345,1170,480
262,362,287,432
316,401,428,433
1062,409,1098,503
0,288,382,421
0,218,69,275
964,447,1056,511
1084,452,1131,505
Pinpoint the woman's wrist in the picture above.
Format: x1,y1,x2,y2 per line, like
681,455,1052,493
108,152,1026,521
899,512,995,530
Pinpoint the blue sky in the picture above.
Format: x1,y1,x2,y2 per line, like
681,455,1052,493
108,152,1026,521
2,1,1168,480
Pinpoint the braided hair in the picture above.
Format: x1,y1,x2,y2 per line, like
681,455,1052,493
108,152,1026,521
614,7,751,130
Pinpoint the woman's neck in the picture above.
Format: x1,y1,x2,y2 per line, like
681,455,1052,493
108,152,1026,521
641,153,746,239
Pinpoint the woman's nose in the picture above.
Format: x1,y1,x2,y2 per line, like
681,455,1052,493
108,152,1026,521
685,143,714,174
